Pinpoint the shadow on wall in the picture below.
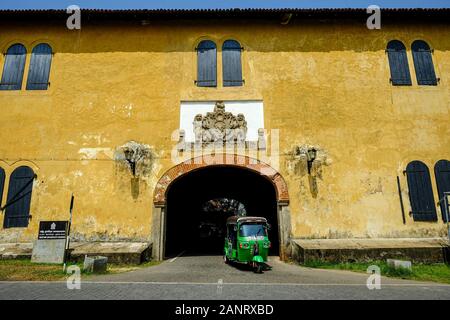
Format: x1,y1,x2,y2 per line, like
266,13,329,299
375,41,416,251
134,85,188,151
114,141,155,200
287,145,331,198
2,16,449,54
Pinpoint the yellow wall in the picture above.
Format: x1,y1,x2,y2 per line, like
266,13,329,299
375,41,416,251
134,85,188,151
0,18,449,242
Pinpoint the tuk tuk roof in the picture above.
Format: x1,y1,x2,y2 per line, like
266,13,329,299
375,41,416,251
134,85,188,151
226,216,268,225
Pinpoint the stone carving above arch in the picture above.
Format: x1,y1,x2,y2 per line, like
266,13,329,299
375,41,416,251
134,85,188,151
153,154,289,206
193,101,248,144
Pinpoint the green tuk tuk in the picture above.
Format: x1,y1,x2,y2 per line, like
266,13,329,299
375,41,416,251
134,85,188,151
224,216,271,273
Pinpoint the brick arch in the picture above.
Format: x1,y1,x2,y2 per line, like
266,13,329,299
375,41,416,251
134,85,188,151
153,154,289,206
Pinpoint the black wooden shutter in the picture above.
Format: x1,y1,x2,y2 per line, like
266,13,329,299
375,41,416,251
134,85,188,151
0,44,27,90
387,40,412,86
26,43,52,90
412,40,438,86
197,40,217,87
405,161,437,222
4,166,35,228
0,167,5,208
223,40,243,87
435,160,450,222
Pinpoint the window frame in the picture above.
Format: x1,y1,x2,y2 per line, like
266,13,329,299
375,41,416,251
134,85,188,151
411,40,438,86
405,161,438,222
0,43,27,91
196,40,217,87
222,39,244,87
434,160,450,222
386,40,412,86
3,166,35,229
26,43,53,90
0,167,5,209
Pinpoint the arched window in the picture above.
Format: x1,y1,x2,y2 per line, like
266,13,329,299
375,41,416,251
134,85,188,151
196,40,217,87
0,167,5,208
386,40,412,86
435,160,450,222
0,44,27,90
222,40,243,87
26,43,52,90
412,40,438,86
3,166,35,228
405,161,437,222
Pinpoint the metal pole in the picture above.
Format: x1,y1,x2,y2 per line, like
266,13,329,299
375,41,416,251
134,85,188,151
63,194,74,271
397,176,406,224
445,192,450,244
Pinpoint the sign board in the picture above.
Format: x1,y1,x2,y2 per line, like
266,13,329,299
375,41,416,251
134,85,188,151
32,221,68,264
38,221,68,240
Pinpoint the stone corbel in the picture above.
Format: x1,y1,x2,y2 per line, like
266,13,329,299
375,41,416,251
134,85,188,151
257,128,266,150
177,129,186,152
287,145,331,198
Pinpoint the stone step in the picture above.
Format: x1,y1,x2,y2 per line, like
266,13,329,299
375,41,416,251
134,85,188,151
0,242,152,264
291,238,450,264
69,242,152,264
0,243,33,260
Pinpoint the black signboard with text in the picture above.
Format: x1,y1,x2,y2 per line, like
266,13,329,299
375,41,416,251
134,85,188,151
38,221,68,240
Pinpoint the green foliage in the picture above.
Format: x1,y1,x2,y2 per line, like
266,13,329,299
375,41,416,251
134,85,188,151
0,259,161,281
0,259,83,281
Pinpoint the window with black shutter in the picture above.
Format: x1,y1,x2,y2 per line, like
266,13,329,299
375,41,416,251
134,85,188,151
412,40,438,86
0,44,27,90
0,167,5,208
405,161,437,222
386,40,412,86
434,160,450,222
196,40,217,87
26,43,52,90
222,40,243,87
3,166,35,228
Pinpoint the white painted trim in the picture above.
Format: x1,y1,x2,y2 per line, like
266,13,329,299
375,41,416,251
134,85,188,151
179,100,264,142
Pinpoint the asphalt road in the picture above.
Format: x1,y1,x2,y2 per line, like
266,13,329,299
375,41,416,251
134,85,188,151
1,253,450,300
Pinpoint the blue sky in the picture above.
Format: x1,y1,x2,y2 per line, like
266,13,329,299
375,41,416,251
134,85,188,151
0,0,449,10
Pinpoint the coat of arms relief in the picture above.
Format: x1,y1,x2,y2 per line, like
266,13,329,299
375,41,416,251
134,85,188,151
193,101,248,144
177,101,265,151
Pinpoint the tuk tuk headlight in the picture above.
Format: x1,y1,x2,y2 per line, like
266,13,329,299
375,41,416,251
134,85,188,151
239,242,250,249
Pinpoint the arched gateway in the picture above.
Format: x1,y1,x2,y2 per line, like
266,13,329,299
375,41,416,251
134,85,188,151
152,154,291,261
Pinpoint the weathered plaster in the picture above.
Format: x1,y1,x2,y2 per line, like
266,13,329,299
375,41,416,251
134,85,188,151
0,19,448,243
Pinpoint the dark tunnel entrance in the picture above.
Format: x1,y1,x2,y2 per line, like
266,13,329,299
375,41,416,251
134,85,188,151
165,166,279,257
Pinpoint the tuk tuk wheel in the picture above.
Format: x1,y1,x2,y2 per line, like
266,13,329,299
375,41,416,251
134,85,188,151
254,263,263,274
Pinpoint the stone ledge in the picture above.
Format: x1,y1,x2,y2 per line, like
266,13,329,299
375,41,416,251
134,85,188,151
0,243,33,260
69,242,152,264
291,238,450,264
0,242,152,264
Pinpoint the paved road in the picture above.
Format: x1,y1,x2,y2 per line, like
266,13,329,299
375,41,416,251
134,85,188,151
1,254,450,300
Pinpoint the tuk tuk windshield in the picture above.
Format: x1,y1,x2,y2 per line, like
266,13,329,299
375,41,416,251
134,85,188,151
239,223,267,237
